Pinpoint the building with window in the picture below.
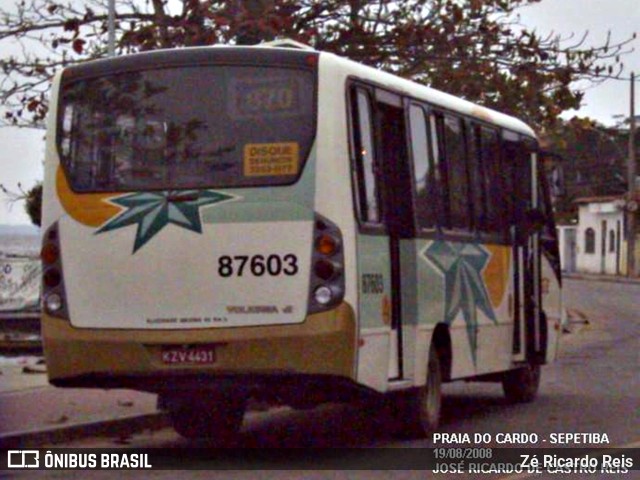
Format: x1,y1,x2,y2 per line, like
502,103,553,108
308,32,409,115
573,196,630,275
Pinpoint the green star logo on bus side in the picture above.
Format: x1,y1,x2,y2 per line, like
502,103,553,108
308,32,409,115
96,190,234,253
422,241,497,365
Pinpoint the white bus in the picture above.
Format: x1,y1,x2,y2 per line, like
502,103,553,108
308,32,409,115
41,42,562,441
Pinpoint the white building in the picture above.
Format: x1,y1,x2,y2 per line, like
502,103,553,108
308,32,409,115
573,196,627,275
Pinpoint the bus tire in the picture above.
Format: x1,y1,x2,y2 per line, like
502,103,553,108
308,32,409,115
502,363,541,403
398,345,442,438
169,397,245,443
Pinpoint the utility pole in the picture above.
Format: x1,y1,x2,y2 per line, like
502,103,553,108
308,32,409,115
108,0,115,57
628,72,637,277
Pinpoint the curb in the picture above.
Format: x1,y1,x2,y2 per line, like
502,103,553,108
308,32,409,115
0,412,170,448
563,274,640,285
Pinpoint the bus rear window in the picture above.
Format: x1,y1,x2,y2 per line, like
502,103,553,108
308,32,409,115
57,65,316,192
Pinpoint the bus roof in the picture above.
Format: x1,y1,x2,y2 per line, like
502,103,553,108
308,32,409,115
315,50,536,139
60,42,536,139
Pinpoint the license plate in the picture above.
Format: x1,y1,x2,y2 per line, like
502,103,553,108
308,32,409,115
161,346,216,364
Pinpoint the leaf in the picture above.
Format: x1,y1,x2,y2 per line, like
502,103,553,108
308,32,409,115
0,0,636,131
72,38,85,54
63,18,80,32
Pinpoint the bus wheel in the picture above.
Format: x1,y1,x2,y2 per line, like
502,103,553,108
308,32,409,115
502,363,541,403
398,345,442,438
169,397,246,443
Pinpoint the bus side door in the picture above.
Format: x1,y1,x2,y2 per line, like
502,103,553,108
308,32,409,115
349,85,414,386
374,90,415,381
504,135,546,364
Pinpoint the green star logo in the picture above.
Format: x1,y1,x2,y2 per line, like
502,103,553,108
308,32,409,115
96,190,235,253
422,241,497,364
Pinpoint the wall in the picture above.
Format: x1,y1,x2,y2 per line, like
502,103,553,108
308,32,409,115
576,202,625,275
557,225,577,273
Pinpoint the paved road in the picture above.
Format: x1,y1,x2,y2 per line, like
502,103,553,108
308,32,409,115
4,278,639,478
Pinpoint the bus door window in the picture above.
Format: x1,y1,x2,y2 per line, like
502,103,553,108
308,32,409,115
350,88,381,225
374,93,414,237
537,161,561,280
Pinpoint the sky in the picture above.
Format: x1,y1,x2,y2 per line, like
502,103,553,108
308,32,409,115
517,0,639,123
0,0,638,225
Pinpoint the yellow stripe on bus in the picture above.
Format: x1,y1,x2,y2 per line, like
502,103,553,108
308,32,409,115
483,245,511,308
56,166,121,227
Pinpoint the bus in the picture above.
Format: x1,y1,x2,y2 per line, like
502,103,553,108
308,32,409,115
40,41,562,442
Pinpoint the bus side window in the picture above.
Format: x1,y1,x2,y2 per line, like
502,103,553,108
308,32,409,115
502,132,533,233
441,113,471,231
466,121,486,232
350,88,381,225
479,126,505,235
500,132,517,234
409,104,436,229
429,113,448,229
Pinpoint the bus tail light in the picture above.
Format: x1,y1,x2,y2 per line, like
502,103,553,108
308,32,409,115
43,268,62,288
41,244,59,265
41,222,69,319
315,233,339,256
313,286,333,305
314,259,339,280
307,214,345,314
45,293,63,313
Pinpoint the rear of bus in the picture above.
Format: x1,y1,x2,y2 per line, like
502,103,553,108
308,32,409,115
40,47,358,432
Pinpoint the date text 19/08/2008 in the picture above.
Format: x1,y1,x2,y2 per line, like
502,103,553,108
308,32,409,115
432,432,610,445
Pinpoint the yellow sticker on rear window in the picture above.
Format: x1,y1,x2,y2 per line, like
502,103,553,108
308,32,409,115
244,142,299,177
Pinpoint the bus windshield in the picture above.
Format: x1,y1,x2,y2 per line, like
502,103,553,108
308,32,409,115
57,65,316,192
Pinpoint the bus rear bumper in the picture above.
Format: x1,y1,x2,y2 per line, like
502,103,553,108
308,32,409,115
42,302,357,397
50,371,379,408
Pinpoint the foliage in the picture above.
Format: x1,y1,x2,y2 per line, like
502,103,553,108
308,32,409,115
542,116,638,221
0,181,42,226
0,0,635,131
